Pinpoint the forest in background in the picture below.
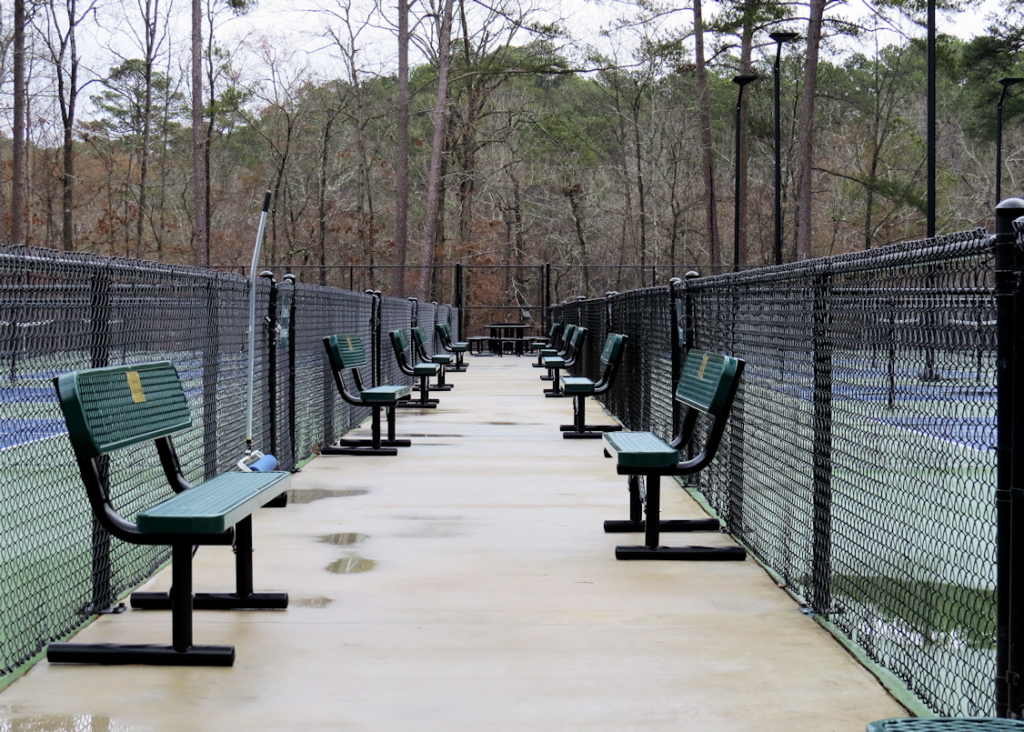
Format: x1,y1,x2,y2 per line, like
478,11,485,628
1,0,1024,302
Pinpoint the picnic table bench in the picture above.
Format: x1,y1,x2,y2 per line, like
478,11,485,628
560,332,627,438
321,334,414,456
47,361,290,666
603,349,746,561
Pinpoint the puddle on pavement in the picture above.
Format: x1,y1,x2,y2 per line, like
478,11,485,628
327,556,376,574
318,533,366,546
294,596,334,609
0,714,135,731
287,488,368,504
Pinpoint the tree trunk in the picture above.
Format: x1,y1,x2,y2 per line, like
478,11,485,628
58,0,77,253
795,0,826,261
693,0,720,270
632,99,647,268
392,0,410,296
138,0,158,259
418,0,455,299
11,0,25,247
738,11,754,267
191,0,207,265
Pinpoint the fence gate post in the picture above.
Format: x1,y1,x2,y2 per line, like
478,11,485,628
810,270,834,617
996,198,1024,716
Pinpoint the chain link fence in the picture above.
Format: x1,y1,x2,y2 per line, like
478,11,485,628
0,246,456,688
552,229,999,717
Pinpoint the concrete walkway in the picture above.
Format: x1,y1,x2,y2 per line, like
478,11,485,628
1,356,906,731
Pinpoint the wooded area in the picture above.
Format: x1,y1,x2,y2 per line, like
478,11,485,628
1,0,1023,300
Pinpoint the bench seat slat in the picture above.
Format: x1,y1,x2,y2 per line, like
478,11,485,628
450,343,469,351
603,432,680,468
561,377,595,394
431,354,452,364
360,385,413,402
543,356,566,368
539,348,559,356
137,471,292,534
413,362,439,376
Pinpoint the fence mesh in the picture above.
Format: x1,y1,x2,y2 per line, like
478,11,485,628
0,246,453,687
552,230,998,717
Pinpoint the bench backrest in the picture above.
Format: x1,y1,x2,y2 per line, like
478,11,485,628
548,321,561,338
560,323,576,347
55,361,191,459
390,329,411,356
411,326,430,350
675,350,741,415
568,325,586,350
325,334,369,370
599,333,625,368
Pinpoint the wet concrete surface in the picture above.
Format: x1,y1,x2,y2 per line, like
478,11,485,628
0,356,906,731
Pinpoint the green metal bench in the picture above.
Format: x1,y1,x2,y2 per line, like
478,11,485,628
542,325,587,397
321,334,414,456
867,721,1024,731
48,361,291,666
560,333,627,439
532,321,564,368
436,322,469,372
390,330,440,408
535,322,571,369
412,326,453,391
603,349,746,561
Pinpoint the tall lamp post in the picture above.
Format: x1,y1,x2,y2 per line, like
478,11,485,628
770,32,798,266
997,77,1024,204
733,74,758,273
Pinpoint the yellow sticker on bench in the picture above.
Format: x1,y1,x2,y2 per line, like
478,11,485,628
346,336,354,351
126,371,146,403
697,353,709,380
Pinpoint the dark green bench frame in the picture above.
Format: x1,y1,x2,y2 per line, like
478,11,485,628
603,349,746,561
322,334,414,456
412,326,453,390
542,325,587,397
390,330,440,408
436,322,468,372
48,361,291,666
533,322,565,368
559,333,627,439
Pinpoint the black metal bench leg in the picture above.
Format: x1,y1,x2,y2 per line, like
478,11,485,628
615,475,747,561
431,365,453,391
132,520,289,610
318,405,406,455
561,394,624,437
543,368,564,397
48,542,236,666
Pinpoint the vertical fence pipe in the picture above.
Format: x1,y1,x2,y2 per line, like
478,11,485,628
261,272,278,458
88,270,114,613
1011,214,1024,717
282,273,297,470
810,271,834,616
995,199,1024,717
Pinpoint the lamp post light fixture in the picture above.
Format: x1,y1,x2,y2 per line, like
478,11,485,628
997,77,1024,204
769,31,798,266
733,74,758,273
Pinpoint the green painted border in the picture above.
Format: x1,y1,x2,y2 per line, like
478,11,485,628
678,478,931,719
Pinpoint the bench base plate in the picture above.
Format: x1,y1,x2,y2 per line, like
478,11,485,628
562,431,604,439
131,591,289,610
543,390,569,398
604,519,721,533
447,365,467,372
47,642,235,666
615,545,747,561
335,438,413,448
394,400,438,409
319,445,399,456
539,374,554,381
